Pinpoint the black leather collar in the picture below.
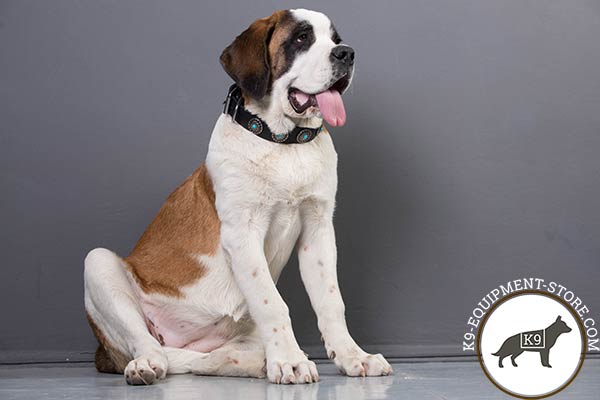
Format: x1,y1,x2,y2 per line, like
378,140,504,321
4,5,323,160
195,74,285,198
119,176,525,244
223,84,323,144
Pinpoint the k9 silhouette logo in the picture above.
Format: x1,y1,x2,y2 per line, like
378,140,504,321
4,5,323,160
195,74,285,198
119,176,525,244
477,290,586,399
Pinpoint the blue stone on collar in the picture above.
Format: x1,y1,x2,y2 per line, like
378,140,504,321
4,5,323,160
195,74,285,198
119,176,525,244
247,118,263,135
271,132,289,143
296,129,314,143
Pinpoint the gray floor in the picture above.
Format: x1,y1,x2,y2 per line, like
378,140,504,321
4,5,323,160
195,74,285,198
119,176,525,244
1,359,599,400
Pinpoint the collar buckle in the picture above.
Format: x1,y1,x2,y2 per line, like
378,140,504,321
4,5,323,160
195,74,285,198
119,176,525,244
223,84,242,116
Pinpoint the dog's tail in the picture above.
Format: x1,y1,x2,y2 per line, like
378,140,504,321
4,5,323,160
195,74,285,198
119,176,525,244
492,351,501,356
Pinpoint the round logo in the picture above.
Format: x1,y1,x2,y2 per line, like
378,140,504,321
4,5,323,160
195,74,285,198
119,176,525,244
477,290,586,399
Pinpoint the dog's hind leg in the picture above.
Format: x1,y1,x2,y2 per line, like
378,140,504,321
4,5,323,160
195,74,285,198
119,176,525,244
164,334,266,378
84,248,167,385
511,350,523,367
498,355,505,368
165,347,266,378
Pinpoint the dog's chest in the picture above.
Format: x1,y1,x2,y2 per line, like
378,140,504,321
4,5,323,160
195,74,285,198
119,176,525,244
208,117,337,208
263,202,303,279
207,115,338,275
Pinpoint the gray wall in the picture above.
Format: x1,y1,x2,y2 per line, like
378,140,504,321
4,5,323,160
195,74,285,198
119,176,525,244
2,0,600,362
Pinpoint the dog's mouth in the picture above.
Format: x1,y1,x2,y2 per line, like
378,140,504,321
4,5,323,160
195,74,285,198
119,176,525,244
288,75,350,127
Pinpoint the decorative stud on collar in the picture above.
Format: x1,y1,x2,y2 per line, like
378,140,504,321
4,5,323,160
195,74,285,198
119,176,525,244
223,84,322,145
272,132,289,143
247,118,263,135
296,129,314,143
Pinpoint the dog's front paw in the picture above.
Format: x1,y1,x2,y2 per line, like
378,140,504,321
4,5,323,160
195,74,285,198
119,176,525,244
124,353,168,385
331,350,392,377
267,352,319,384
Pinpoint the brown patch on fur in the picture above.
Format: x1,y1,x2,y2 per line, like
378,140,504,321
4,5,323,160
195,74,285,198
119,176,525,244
220,10,304,98
252,269,258,278
263,299,269,304
329,285,336,293
273,327,278,333
125,164,219,297
86,312,129,374
328,350,336,360
267,12,297,80
220,10,292,99
317,260,324,266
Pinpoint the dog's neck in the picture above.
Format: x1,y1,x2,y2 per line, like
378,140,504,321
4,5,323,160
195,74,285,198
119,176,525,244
243,94,323,134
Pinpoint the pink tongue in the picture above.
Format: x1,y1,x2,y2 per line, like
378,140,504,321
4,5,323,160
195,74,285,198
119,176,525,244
315,90,346,127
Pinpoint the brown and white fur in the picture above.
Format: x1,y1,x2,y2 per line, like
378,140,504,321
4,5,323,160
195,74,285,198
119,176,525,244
84,9,391,385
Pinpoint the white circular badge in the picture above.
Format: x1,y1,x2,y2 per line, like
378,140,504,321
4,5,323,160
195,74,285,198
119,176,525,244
477,290,586,399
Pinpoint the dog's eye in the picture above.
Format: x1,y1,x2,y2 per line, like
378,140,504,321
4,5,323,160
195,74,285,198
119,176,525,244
296,33,308,43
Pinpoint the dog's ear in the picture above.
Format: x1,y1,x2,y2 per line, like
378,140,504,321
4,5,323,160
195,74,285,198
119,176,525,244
556,316,562,322
220,11,284,100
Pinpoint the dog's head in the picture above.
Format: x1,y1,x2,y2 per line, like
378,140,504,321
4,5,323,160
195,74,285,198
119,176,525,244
553,316,572,334
220,9,354,127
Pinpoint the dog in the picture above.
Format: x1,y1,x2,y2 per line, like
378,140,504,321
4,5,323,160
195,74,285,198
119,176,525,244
84,9,392,385
492,316,572,368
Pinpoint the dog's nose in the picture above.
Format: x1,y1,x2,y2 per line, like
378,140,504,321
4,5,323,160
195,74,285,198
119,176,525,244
331,45,355,66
